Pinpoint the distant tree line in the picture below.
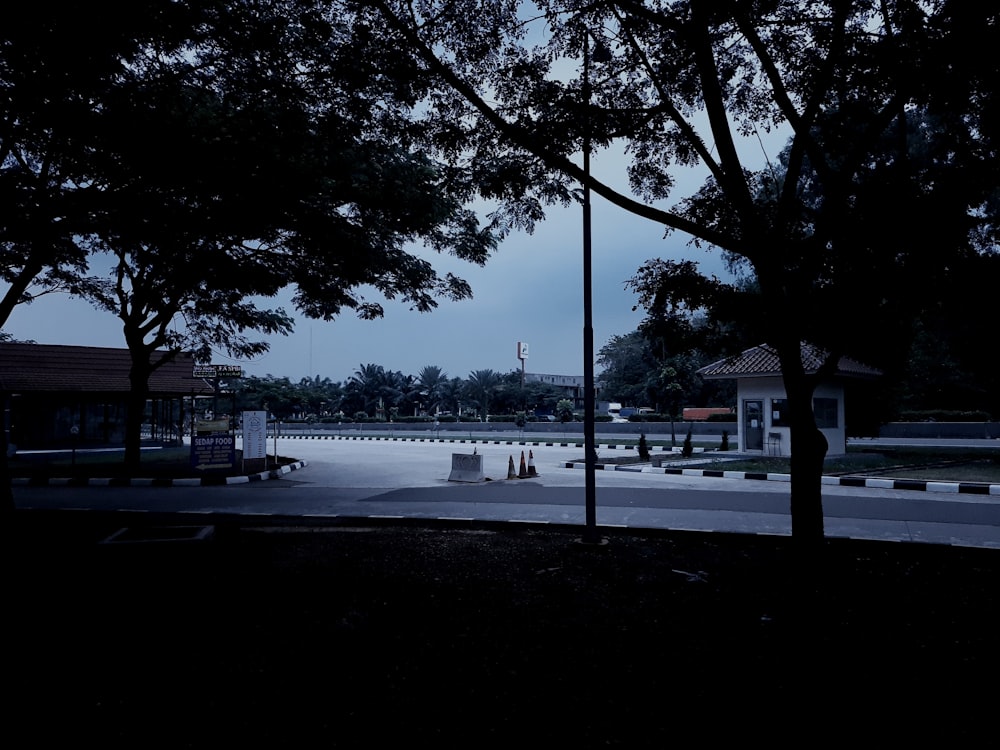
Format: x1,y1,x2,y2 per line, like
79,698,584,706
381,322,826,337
226,364,576,422
221,308,996,426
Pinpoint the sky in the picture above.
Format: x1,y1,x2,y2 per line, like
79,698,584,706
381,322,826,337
3,120,787,386
1,141,770,385
1,5,794,387
3,187,716,384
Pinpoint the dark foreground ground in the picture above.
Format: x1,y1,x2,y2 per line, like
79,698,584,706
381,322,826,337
8,509,999,747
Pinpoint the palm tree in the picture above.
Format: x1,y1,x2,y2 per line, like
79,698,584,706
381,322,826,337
396,372,422,416
438,376,465,416
347,363,384,417
375,369,406,419
297,375,343,417
417,365,448,414
466,369,500,419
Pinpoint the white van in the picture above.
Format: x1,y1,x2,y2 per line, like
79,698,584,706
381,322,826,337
603,402,628,423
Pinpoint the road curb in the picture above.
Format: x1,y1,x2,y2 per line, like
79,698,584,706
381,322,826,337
10,460,309,488
562,461,1000,495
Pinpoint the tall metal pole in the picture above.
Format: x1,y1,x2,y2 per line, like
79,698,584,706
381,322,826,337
581,31,600,544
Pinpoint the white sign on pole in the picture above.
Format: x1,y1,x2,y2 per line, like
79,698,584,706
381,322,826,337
242,410,268,460
517,341,529,360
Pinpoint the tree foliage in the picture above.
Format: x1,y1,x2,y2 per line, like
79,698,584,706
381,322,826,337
355,0,999,541
3,1,502,466
416,366,450,414
597,328,735,416
465,369,501,417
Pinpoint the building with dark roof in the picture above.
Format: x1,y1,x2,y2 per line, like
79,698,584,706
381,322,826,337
697,343,881,456
1,343,214,451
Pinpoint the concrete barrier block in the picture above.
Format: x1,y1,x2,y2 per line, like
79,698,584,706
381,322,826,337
448,452,485,483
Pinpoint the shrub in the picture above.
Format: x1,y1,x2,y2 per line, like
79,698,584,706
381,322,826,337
638,433,650,461
706,412,738,422
556,399,575,423
682,426,693,458
897,410,993,423
720,430,729,451
627,412,662,422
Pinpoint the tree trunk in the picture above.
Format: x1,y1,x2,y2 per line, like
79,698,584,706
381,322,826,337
1,446,13,516
785,375,827,542
124,358,153,469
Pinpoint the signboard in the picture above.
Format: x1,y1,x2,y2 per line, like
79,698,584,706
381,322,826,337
193,364,244,378
517,341,529,360
242,410,268,460
190,434,235,471
195,418,230,435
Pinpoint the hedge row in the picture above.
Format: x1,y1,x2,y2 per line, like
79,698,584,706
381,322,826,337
895,410,994,423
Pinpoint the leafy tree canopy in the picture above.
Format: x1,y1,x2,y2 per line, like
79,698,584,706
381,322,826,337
351,0,999,540
3,1,503,465
2,0,498,347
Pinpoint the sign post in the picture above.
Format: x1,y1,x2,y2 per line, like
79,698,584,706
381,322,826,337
242,410,267,473
190,432,235,473
194,364,244,422
516,341,528,388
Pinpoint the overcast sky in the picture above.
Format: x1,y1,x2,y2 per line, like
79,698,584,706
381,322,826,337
3,135,781,385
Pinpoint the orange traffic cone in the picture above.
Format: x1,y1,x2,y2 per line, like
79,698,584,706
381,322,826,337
507,455,517,480
528,450,538,477
518,450,528,479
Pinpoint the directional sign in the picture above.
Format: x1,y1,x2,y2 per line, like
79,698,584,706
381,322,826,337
193,364,243,378
190,434,235,471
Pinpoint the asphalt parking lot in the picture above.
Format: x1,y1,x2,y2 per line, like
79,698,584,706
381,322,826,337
13,431,1000,548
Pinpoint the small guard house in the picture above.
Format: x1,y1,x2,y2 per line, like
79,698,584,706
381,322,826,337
1,342,214,452
697,343,881,457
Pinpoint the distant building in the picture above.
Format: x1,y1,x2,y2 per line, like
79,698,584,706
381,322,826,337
524,372,603,411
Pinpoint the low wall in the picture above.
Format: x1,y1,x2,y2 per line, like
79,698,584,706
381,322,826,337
277,420,736,437
277,420,998,440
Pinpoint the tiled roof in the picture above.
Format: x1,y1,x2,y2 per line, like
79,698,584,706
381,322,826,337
697,342,882,379
0,343,214,395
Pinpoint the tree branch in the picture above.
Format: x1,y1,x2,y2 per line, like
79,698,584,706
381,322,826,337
371,0,737,251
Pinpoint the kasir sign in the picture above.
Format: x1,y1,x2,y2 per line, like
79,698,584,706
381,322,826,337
193,364,243,378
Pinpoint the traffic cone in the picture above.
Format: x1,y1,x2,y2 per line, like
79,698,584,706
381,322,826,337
528,450,538,477
518,450,528,479
507,455,517,480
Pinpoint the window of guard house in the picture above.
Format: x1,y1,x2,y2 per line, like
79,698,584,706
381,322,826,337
771,398,789,427
814,397,838,428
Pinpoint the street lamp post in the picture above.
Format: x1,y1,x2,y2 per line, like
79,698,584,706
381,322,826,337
581,29,608,545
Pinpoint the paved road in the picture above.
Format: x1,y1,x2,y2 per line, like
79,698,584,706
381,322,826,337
13,435,1000,549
